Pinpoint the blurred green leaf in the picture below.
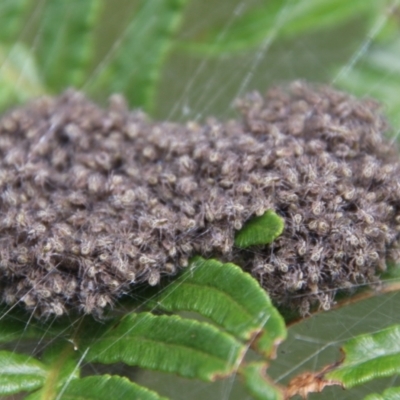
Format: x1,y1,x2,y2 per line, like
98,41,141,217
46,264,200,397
43,344,80,392
326,324,400,388
151,256,286,357
0,305,87,344
88,0,188,112
0,42,45,111
23,344,80,400
178,0,380,56
36,0,102,91
0,310,42,344
336,36,400,130
0,351,47,395
86,311,245,381
235,210,284,249
0,317,52,344
241,362,283,400
50,375,169,400
364,386,400,400
0,0,31,44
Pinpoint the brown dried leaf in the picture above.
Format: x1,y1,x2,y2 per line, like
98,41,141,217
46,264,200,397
285,364,343,399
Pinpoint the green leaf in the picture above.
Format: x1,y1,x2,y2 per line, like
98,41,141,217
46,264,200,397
336,36,400,130
0,305,83,344
43,344,81,394
0,351,48,395
0,43,45,112
0,312,51,344
326,324,400,388
50,375,169,400
0,312,35,343
36,0,102,90
86,312,245,381
23,343,81,400
87,0,188,112
178,0,380,56
275,0,378,38
151,256,286,357
0,0,31,44
364,387,400,400
241,362,283,400
235,210,284,249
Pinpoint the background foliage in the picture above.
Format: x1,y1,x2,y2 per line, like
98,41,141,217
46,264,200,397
1,0,400,399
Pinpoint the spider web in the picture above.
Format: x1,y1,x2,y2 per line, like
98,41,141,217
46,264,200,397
132,4,400,398
2,1,400,400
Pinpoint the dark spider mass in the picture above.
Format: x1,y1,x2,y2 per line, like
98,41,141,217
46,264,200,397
0,81,400,318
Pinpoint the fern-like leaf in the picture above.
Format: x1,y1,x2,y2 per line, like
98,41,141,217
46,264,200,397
0,306,86,344
151,256,286,357
364,386,400,400
87,0,188,112
326,324,400,388
85,312,245,381
235,210,284,249
36,0,102,91
178,0,380,56
0,0,31,44
25,375,169,400
0,351,48,395
336,36,400,129
241,362,283,400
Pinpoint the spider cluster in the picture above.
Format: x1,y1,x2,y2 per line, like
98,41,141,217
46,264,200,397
0,82,399,317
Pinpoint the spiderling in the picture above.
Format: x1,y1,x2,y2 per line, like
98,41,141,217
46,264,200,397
0,82,399,318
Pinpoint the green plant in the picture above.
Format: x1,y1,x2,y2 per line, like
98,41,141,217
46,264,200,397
1,1,400,399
